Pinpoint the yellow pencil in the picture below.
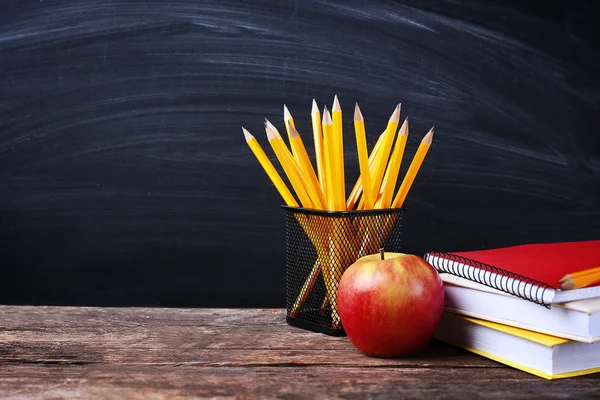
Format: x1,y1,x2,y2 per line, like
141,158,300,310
265,120,314,208
311,99,327,199
559,273,600,290
266,119,296,166
321,107,336,211
331,95,345,211
270,112,328,314
559,266,600,289
242,127,299,207
391,128,434,208
353,103,374,210
283,105,296,156
346,132,384,210
560,266,600,280
320,107,339,320
284,111,331,316
376,118,409,209
368,104,401,203
287,122,326,208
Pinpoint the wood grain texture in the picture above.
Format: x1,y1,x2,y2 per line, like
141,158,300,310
0,1,599,307
0,307,599,399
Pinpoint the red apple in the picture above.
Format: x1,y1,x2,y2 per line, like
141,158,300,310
337,250,444,357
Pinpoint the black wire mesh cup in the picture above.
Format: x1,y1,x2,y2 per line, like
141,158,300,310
284,206,405,336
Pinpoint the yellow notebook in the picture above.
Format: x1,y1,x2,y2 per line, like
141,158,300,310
435,312,600,380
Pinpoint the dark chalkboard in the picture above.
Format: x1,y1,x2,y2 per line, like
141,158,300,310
1,0,599,307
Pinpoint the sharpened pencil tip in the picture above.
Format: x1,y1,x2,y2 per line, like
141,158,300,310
283,104,292,121
311,99,319,114
242,127,254,141
265,122,279,140
332,95,341,111
264,119,280,138
423,128,434,144
389,105,401,123
354,103,363,122
399,119,409,136
322,108,332,125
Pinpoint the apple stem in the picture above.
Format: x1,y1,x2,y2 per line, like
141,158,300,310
379,248,384,260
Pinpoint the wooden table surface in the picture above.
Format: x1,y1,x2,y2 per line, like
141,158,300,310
1,307,598,399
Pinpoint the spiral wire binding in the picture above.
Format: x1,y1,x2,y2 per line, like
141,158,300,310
424,252,553,308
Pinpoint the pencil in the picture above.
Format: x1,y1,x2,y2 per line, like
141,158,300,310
283,104,295,148
314,106,340,320
322,100,348,324
320,106,337,307
368,105,401,204
287,122,327,208
391,128,434,208
376,118,409,209
331,95,345,211
356,106,399,211
559,266,600,290
246,125,326,317
265,120,314,208
346,132,384,210
322,107,336,211
311,99,327,200
250,122,323,316
353,103,374,210
242,127,299,207
265,118,295,163
289,101,331,315
290,256,326,316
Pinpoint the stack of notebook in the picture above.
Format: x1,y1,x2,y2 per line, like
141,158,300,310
424,240,600,380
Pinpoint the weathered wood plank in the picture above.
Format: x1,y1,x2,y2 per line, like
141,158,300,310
0,306,598,399
0,365,598,400
0,345,500,368
0,306,494,367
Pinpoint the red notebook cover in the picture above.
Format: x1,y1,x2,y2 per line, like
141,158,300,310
449,240,600,289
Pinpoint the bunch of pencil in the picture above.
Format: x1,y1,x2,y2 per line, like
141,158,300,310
243,95,434,326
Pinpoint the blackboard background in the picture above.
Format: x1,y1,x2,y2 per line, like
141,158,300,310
1,0,599,307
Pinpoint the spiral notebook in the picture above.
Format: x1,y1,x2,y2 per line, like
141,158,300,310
424,240,600,307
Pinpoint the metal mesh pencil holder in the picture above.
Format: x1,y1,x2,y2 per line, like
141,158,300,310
284,206,405,336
